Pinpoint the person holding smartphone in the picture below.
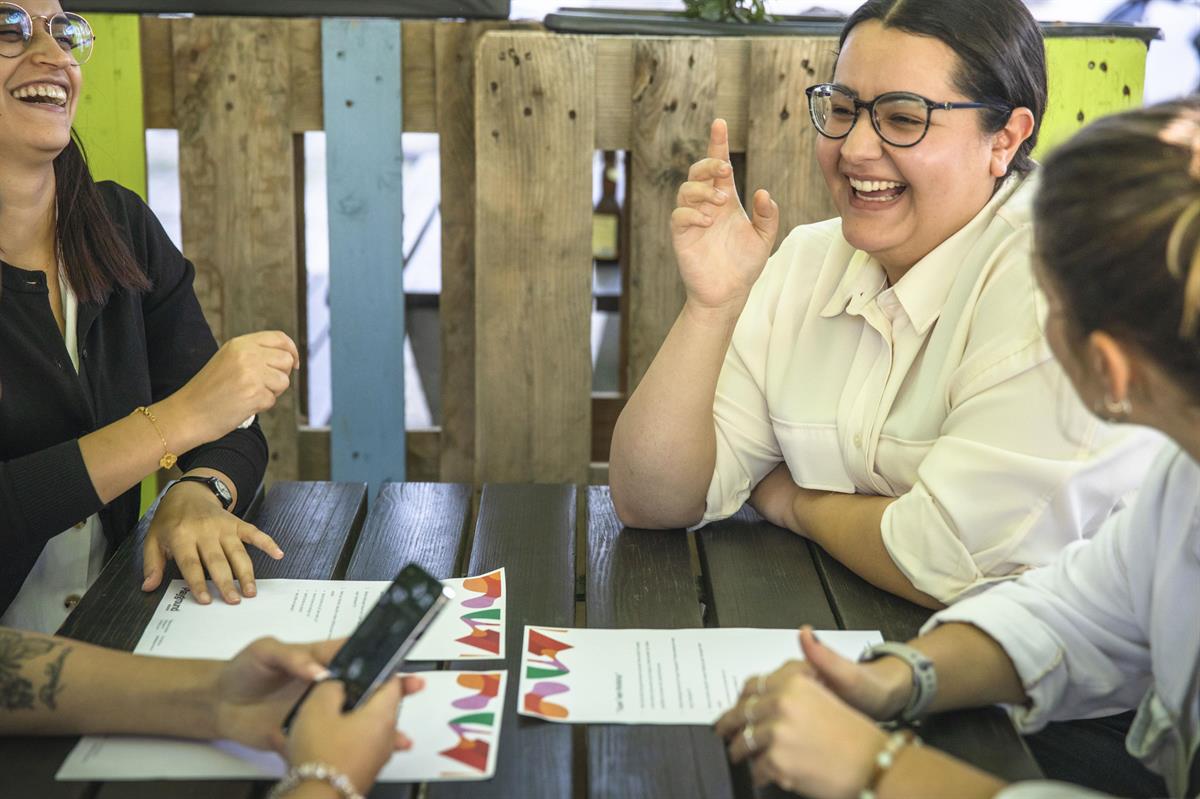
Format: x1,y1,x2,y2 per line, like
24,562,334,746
714,97,1200,799
0,0,300,635
0,624,423,799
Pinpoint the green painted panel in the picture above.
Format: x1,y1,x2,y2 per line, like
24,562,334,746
1039,37,1146,159
74,13,147,199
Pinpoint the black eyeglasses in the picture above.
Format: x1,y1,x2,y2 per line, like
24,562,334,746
804,83,1011,148
0,2,94,66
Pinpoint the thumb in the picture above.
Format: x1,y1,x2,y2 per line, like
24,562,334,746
142,538,167,592
799,626,858,695
750,189,779,247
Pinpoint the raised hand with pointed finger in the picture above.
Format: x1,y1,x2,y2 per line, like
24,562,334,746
671,118,780,317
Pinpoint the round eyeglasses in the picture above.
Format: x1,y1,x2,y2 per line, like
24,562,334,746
0,2,94,66
804,83,1011,148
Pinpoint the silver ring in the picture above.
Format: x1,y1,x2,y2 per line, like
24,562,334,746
742,723,759,753
744,694,761,724
756,673,768,695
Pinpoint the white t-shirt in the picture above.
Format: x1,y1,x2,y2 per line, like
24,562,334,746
1,270,107,633
932,443,1200,798
701,172,1163,603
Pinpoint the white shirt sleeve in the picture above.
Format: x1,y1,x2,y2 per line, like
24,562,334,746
881,250,1159,603
921,448,1171,732
701,227,824,523
994,783,1116,799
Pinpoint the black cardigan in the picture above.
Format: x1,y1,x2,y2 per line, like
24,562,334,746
0,182,268,615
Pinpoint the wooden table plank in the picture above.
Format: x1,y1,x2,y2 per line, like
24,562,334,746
586,487,735,799
428,484,577,799
41,481,367,799
346,483,472,799
346,483,472,582
809,546,1043,782
697,507,837,631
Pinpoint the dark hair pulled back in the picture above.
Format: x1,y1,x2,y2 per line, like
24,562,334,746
1034,96,1200,399
839,0,1047,175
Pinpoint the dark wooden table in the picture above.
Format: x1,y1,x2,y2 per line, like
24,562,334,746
5,481,1042,798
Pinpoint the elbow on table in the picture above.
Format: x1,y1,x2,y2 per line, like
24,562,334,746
610,486,702,531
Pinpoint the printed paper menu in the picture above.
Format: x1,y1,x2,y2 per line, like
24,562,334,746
519,626,882,725
57,670,507,782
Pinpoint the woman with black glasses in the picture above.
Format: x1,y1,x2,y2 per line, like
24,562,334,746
716,96,1200,799
0,1,299,632
609,0,1161,609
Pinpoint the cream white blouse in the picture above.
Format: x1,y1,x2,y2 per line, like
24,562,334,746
701,173,1163,603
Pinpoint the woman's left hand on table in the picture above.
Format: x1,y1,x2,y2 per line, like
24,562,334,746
714,652,886,798
142,480,283,604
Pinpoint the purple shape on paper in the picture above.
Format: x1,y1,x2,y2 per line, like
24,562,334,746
461,595,496,609
453,693,492,711
532,681,569,698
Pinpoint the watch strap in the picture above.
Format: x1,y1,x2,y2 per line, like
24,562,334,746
166,475,233,511
860,642,937,723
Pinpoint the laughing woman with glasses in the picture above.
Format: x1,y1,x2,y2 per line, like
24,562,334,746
610,0,1161,608
0,1,300,634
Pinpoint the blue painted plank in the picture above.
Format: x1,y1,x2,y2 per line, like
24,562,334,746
323,19,407,493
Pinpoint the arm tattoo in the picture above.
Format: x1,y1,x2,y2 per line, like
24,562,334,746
0,630,73,712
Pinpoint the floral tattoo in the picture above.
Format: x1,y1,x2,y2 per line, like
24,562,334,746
0,630,72,711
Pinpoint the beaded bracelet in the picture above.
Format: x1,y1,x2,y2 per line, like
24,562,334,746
858,729,921,799
266,762,364,799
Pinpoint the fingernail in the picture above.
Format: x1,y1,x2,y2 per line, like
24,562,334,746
715,189,727,200
274,549,284,559
311,666,332,681
226,593,240,604
142,577,153,590
397,733,412,750
199,591,212,604
245,582,257,596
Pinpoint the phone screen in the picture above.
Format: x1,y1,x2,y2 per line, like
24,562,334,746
283,563,451,728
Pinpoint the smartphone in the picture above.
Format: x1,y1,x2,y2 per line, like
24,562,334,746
283,563,453,728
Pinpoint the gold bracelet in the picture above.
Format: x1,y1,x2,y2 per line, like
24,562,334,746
134,406,178,470
859,729,921,799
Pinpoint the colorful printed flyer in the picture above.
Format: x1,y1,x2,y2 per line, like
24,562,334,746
57,670,507,783
410,569,506,660
518,626,883,725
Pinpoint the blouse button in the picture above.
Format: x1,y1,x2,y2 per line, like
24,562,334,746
73,520,86,530
853,433,863,449
63,594,81,610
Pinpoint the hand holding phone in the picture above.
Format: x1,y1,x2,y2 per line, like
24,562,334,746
283,563,452,728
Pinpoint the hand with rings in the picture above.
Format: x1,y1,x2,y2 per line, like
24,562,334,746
713,631,891,799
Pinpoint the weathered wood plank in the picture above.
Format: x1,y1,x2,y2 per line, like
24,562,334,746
76,14,147,195
746,37,838,240
436,21,500,482
323,18,408,495
297,427,441,482
402,20,437,133
140,16,173,129
173,16,301,483
626,38,717,389
697,507,837,630
587,487,735,799
345,482,471,581
473,33,594,483
428,484,577,799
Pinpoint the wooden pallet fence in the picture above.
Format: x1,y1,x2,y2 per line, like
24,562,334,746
471,30,1148,486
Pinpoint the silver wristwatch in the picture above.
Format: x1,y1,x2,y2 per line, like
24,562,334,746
860,641,937,723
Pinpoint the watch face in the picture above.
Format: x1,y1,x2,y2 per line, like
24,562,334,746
212,478,233,504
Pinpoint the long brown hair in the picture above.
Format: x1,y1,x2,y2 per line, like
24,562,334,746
1034,97,1200,396
51,131,150,303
